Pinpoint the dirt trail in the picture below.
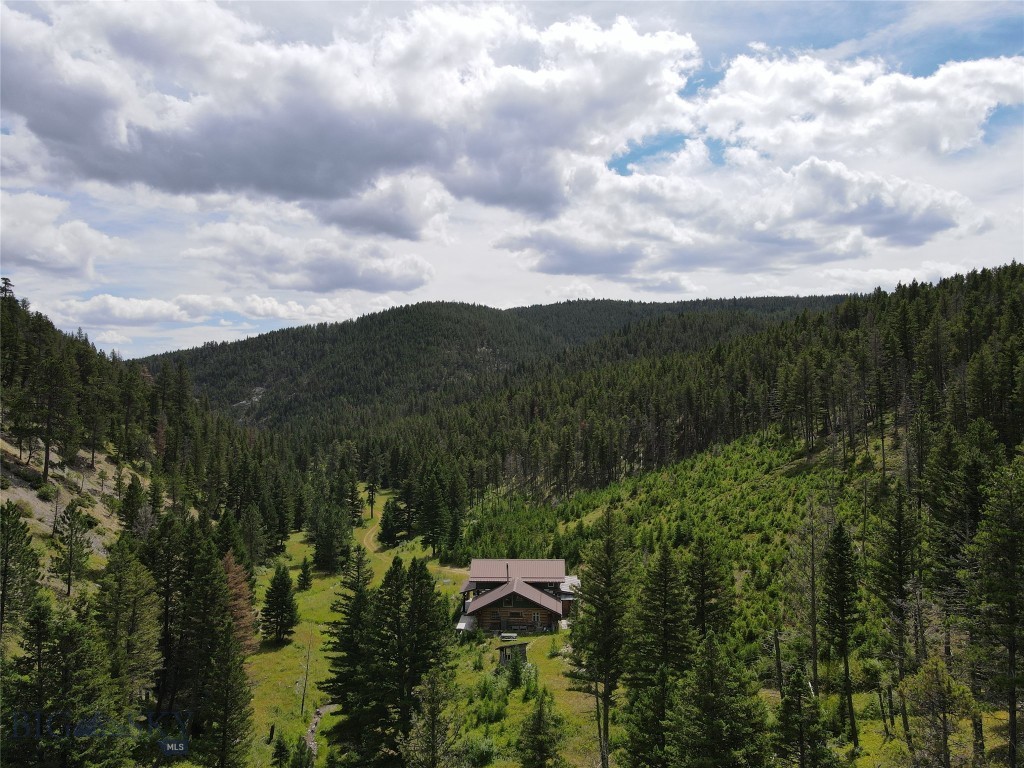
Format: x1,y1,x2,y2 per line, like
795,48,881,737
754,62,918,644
303,704,338,757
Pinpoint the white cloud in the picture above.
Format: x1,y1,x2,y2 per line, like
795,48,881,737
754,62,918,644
697,54,1024,163
817,260,968,292
0,190,130,278
95,329,132,345
52,294,190,325
545,280,597,300
176,294,360,322
1,3,700,221
182,221,434,293
498,152,988,281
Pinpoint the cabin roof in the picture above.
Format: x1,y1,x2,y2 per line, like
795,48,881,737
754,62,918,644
465,578,564,615
468,559,566,582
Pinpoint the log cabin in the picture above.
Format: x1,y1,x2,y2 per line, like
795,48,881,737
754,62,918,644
456,559,579,633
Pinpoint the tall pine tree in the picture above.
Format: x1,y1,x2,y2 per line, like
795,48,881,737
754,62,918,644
262,561,299,644
567,506,631,768
623,538,694,768
823,523,860,749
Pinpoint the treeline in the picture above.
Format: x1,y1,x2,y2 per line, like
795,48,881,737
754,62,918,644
150,295,844,495
0,282,368,767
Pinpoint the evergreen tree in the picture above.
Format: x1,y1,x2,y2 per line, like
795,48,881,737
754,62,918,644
0,499,40,641
422,472,450,557
518,687,565,768
224,549,259,655
181,524,232,714
871,482,920,742
898,657,976,768
272,735,291,768
684,530,734,639
361,556,452,767
7,595,133,766
365,557,410,765
776,664,836,768
150,473,166,516
665,632,770,768
240,503,267,567
322,545,375,750
217,510,250,572
822,523,859,749
95,536,162,703
399,668,462,768
624,539,694,768
52,499,90,597
402,558,454,729
290,740,314,768
263,560,299,643
31,338,80,483
567,506,631,768
969,456,1023,768
313,503,350,573
197,618,255,768
142,511,187,716
297,555,313,591
379,497,403,548
120,473,146,533
366,453,380,518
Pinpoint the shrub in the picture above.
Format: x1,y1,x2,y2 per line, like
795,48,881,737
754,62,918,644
463,736,496,768
36,483,58,502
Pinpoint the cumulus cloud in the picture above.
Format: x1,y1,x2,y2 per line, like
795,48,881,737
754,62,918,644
52,291,377,330
697,53,1024,162
817,260,967,292
545,280,597,300
306,174,452,241
497,151,987,280
0,190,129,277
1,4,700,222
95,329,132,345
51,294,190,325
182,222,433,293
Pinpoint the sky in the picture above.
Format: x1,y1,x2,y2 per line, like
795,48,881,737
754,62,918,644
1,1,1022,357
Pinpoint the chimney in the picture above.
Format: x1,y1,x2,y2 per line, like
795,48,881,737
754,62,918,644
506,563,510,583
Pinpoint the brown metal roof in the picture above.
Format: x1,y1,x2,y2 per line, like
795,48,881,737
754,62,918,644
468,559,566,582
465,578,564,616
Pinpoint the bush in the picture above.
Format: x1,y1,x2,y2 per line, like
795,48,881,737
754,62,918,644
0,474,9,490
36,483,58,502
463,736,496,768
547,636,562,658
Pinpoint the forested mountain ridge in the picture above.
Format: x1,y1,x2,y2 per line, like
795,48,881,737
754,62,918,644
145,295,844,433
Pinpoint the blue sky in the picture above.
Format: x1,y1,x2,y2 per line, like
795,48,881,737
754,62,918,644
1,1,1021,355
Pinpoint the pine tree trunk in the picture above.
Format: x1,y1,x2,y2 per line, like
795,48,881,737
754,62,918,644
1009,634,1018,768
877,688,890,740
810,530,819,695
843,649,859,749
601,684,612,768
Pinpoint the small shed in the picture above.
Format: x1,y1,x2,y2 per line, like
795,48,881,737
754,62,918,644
498,642,529,667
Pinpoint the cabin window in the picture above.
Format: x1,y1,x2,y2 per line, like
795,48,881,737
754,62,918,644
503,597,513,607
532,612,540,625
